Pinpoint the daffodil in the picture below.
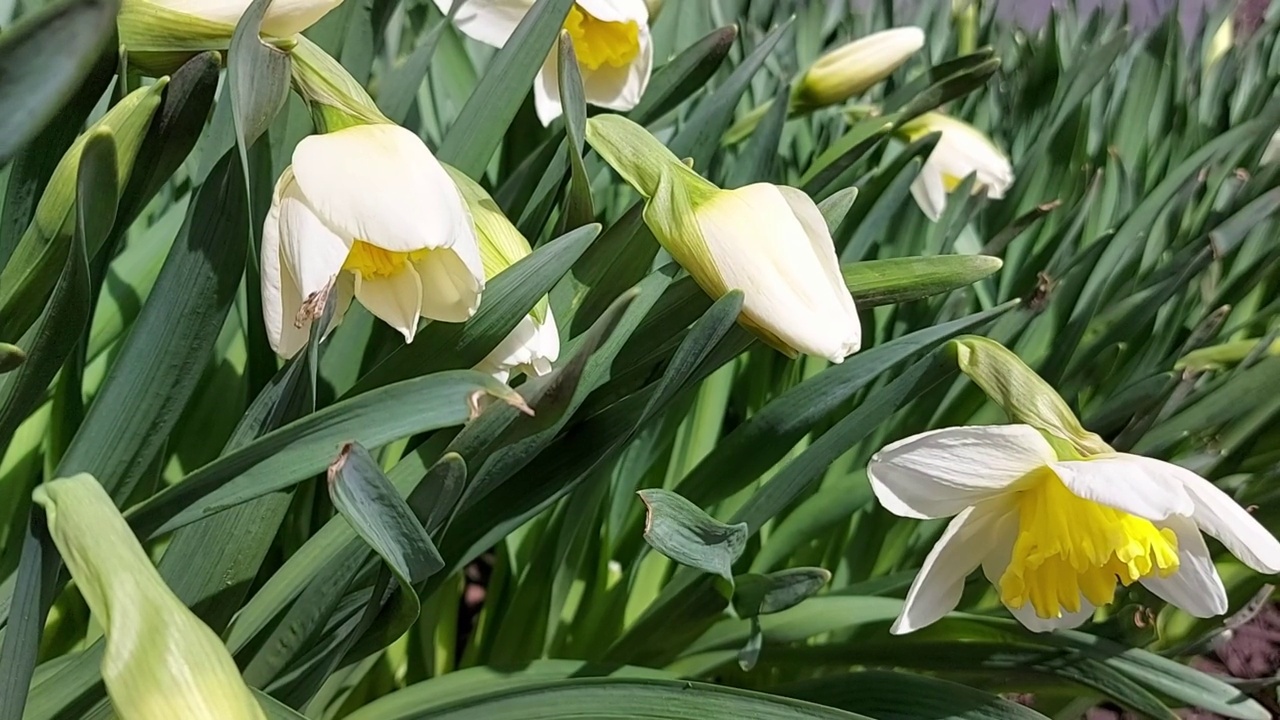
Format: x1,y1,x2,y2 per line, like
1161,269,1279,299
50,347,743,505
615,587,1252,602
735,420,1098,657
261,123,483,358
868,424,1280,633
794,27,925,111
433,0,652,125
586,114,861,363
901,111,1013,221
118,0,343,55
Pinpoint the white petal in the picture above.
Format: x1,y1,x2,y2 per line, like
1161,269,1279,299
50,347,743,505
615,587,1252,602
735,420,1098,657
1140,516,1228,618
909,160,947,221
291,124,469,253
695,184,861,363
868,425,1055,520
1049,454,1195,522
260,172,310,359
476,307,560,381
415,248,483,322
533,55,564,126
576,0,648,23
579,25,653,113
1006,599,1095,633
892,500,1013,635
277,182,350,299
776,185,860,354
1168,463,1280,574
354,269,423,342
432,0,534,47
258,0,343,36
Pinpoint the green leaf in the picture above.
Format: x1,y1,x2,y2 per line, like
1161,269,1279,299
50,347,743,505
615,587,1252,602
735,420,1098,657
667,19,791,171
329,442,445,586
732,568,831,619
0,0,119,165
127,370,522,538
843,255,1003,308
556,32,594,231
437,0,575,177
638,488,747,584
55,151,248,503
629,25,737,125
353,677,873,719
779,670,1051,720
228,0,291,204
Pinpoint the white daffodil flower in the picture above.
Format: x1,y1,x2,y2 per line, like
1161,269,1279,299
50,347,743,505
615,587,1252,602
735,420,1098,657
868,424,1280,634
902,112,1014,221
584,114,861,363
475,307,561,383
684,183,862,363
433,0,652,125
261,123,484,359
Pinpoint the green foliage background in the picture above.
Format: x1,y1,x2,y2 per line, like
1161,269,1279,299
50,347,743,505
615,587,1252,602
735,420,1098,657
1,0,1279,718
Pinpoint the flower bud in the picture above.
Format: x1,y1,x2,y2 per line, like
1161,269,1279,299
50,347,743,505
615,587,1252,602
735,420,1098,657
586,114,861,363
118,0,341,57
34,475,266,720
794,27,925,111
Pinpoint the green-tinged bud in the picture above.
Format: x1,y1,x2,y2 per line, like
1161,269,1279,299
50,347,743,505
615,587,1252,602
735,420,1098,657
0,81,166,343
443,164,547,323
586,114,862,363
289,35,390,132
0,343,26,373
1175,338,1280,372
950,335,1112,458
34,475,266,720
1205,15,1233,69
118,0,338,69
794,28,925,112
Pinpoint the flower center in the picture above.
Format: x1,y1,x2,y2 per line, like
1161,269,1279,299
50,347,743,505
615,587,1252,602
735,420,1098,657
563,4,640,71
342,241,427,280
999,467,1180,620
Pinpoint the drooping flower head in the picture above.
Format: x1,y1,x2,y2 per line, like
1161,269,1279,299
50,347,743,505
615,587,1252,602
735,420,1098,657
261,124,484,358
901,111,1013,221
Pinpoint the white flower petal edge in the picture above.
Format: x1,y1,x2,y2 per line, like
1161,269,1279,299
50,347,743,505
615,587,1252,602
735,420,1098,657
354,269,424,342
909,158,949,222
1140,516,1228,618
892,500,1012,634
290,124,472,254
695,183,860,363
150,0,343,36
476,307,561,382
1154,459,1280,574
1049,454,1196,522
868,425,1056,520
430,0,534,48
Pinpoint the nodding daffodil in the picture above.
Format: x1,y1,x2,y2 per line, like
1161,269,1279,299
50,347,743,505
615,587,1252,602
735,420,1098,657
868,424,1280,634
794,27,925,111
433,0,652,125
118,0,343,55
901,112,1013,222
261,123,484,358
585,114,861,363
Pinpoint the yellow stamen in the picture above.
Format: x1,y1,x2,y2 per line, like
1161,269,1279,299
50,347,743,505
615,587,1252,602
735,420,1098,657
563,4,640,71
999,467,1180,620
342,241,428,280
